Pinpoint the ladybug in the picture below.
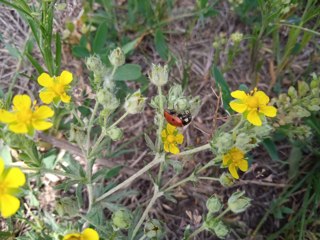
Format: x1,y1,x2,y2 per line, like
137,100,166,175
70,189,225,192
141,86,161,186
164,109,192,127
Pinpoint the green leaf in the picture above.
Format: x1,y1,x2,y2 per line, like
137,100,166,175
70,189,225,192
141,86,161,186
262,138,280,161
211,65,232,112
55,33,61,75
26,53,45,74
113,64,142,81
122,36,143,54
154,28,169,60
288,146,302,178
93,22,108,53
72,46,90,58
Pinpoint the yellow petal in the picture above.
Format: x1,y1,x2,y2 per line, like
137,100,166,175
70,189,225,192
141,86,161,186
259,105,277,117
161,129,167,138
59,71,73,85
9,123,28,134
0,158,4,176
63,233,81,240
222,154,230,166
32,120,53,131
169,144,180,154
238,159,248,172
175,133,184,144
38,73,53,87
0,194,20,218
228,164,239,179
82,228,99,240
231,90,247,100
164,142,170,152
39,91,55,104
60,93,71,103
4,167,26,188
13,95,31,111
255,91,269,105
247,110,262,126
33,106,54,119
166,123,176,134
0,110,16,123
230,101,247,113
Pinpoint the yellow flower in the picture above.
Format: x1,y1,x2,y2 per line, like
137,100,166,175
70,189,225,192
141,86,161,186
0,94,54,134
0,157,26,218
38,70,73,104
161,124,184,154
222,147,248,179
63,228,99,240
229,88,277,126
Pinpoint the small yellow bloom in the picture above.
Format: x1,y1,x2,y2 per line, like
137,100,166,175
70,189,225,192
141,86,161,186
63,228,99,240
0,95,54,135
161,124,184,154
229,88,277,126
222,147,248,179
0,157,26,218
38,70,73,104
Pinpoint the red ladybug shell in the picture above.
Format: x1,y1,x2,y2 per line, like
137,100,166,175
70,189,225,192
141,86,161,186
164,110,184,127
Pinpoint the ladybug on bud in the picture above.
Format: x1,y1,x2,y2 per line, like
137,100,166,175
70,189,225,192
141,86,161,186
164,109,192,127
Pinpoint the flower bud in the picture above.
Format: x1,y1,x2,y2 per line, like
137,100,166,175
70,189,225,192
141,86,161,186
219,172,235,187
96,89,119,112
174,97,189,112
106,127,123,141
144,219,164,239
149,64,168,87
213,220,229,239
109,47,125,67
86,55,104,73
112,209,132,230
227,191,251,213
206,195,222,214
124,90,147,114
230,32,243,43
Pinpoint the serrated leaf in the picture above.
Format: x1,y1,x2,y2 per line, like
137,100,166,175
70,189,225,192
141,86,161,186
154,28,169,60
211,65,232,112
113,64,142,81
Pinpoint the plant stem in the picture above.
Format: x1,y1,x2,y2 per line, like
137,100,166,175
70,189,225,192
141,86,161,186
163,174,195,192
198,176,219,181
176,143,211,156
108,111,129,130
95,154,165,203
131,185,163,239
188,225,206,239
86,101,100,153
156,86,164,184
216,207,230,220
86,160,93,214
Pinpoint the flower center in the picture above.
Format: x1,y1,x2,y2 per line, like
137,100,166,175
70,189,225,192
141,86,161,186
246,96,259,109
231,150,244,166
167,135,176,143
52,82,65,95
16,109,33,124
0,181,8,195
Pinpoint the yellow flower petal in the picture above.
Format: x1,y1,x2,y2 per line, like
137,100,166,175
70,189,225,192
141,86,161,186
4,167,26,188
259,105,277,117
39,91,55,104
228,164,239,179
247,110,262,126
9,122,28,133
255,91,269,105
0,110,16,123
60,93,71,103
38,73,53,87
230,101,247,113
231,90,247,100
0,194,20,218
222,154,230,166
63,233,81,240
33,106,54,119
32,120,53,131
175,134,184,144
238,159,248,172
82,228,99,240
169,144,180,154
161,129,167,138
164,142,170,152
12,95,31,111
59,71,73,85
166,124,176,135
0,158,4,176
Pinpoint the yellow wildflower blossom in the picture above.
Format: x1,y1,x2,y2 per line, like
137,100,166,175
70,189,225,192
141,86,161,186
38,70,73,104
63,228,99,240
0,94,54,134
229,88,277,126
161,124,184,154
0,157,26,218
222,147,248,179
